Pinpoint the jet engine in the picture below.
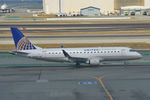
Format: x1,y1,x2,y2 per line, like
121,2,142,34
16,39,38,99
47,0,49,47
86,58,100,65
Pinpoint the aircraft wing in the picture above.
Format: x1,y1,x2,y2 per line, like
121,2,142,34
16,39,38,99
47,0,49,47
62,50,88,63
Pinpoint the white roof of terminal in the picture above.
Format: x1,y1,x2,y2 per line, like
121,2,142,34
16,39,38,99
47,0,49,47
121,6,150,10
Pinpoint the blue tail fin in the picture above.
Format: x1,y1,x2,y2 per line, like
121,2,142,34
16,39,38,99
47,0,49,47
11,27,36,50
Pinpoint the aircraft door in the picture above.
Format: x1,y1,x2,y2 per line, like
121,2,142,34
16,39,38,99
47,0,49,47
40,50,47,58
121,49,127,56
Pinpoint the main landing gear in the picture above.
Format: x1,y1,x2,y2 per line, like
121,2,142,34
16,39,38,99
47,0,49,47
76,62,80,66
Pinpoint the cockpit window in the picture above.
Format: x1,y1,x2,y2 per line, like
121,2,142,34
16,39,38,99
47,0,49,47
130,49,136,52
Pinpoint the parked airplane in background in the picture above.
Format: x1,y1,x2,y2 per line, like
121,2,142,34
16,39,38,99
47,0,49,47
10,27,142,66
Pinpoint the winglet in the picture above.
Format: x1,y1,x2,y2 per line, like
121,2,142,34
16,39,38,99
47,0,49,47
62,50,71,58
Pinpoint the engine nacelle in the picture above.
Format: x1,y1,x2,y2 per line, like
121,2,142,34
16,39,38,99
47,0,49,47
86,58,100,65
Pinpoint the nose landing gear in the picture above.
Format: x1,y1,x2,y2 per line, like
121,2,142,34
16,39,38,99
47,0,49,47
124,61,128,65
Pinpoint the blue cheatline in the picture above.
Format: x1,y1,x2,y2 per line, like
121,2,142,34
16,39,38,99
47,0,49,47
11,27,36,50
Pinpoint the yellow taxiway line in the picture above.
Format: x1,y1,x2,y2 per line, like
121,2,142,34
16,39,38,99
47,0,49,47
90,75,113,100
79,74,114,100
98,77,113,100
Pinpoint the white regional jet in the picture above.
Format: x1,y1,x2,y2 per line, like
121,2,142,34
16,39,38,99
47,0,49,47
10,27,142,66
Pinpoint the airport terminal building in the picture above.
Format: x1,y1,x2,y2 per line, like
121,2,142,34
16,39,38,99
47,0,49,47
43,0,150,16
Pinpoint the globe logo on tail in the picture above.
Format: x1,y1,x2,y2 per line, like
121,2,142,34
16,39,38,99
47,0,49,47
17,37,36,50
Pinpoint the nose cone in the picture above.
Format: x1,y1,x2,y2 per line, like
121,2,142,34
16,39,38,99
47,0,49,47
136,52,143,59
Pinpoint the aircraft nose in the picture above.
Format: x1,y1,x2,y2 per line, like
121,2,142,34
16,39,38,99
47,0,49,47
136,52,142,59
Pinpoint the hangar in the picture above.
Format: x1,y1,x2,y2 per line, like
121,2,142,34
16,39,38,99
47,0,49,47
43,0,114,15
43,0,150,15
80,6,100,16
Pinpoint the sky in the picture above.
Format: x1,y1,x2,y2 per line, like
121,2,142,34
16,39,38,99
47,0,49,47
0,0,42,9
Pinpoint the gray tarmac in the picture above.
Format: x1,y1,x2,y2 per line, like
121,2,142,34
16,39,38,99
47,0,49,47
0,53,150,100
1,23,150,44
1,65,150,100
0,23,150,33
1,23,150,100
2,34,150,38
2,35,150,44
0,23,149,28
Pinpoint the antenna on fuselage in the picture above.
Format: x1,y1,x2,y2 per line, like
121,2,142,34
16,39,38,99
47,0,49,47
61,45,64,48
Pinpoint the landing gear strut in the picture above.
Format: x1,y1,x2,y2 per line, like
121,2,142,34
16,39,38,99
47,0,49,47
124,61,128,65
76,62,80,66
